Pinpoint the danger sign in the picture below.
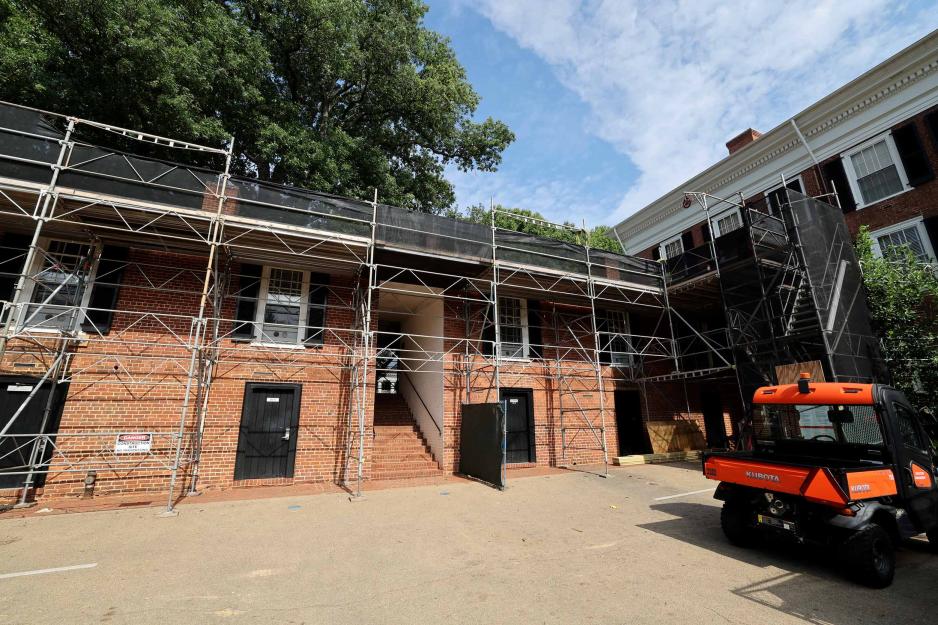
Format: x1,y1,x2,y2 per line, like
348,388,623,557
115,433,152,454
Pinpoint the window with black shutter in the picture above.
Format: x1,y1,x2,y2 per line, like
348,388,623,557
681,231,694,251
598,309,631,367
80,245,128,335
304,273,329,346
892,123,934,187
925,111,938,152
821,159,856,213
0,232,31,306
232,264,262,340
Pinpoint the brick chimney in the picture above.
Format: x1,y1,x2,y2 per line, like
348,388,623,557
726,128,762,155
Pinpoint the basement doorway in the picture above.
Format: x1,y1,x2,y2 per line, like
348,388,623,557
234,383,301,480
0,376,68,489
501,388,535,464
700,389,728,449
614,389,651,456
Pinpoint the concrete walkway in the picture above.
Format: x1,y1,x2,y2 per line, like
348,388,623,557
0,463,935,624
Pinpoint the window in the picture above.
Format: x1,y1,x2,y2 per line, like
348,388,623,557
752,404,884,446
842,133,910,207
603,310,633,367
20,239,96,331
659,235,683,260
895,403,928,451
712,209,742,237
253,267,328,346
498,297,528,359
765,177,803,215
870,219,935,263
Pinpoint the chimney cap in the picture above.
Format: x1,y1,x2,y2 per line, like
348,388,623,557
726,128,762,155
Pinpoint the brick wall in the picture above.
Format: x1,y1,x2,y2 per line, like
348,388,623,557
807,105,938,236
0,248,729,504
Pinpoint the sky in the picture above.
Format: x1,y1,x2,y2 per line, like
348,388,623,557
423,0,938,228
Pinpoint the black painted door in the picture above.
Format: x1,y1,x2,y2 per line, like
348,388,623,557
501,389,535,464
0,377,68,488
234,384,301,480
885,392,938,531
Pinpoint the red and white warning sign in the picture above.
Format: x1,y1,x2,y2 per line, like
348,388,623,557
114,433,152,454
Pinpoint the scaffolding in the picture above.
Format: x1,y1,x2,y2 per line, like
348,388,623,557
0,100,728,510
669,183,884,422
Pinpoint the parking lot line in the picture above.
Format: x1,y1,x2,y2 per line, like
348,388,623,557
653,488,715,501
0,563,98,580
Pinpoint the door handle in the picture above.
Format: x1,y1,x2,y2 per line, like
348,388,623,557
282,427,290,441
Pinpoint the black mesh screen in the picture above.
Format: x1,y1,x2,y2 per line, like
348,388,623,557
752,404,884,446
459,402,505,488
787,190,883,382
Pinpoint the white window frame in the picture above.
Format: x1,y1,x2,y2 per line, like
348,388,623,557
841,132,911,210
16,237,99,333
253,265,312,348
870,217,936,263
711,207,743,238
603,309,634,368
498,296,529,360
659,234,684,260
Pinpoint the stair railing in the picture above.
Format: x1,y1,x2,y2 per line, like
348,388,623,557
398,373,442,436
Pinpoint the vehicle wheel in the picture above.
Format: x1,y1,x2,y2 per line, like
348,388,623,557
840,524,895,588
721,499,758,547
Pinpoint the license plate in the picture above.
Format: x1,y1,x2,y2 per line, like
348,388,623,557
757,514,796,532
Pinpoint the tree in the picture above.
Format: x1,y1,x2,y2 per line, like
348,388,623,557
0,0,514,213
446,204,623,252
856,227,938,409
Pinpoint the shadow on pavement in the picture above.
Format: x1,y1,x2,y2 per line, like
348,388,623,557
639,502,937,625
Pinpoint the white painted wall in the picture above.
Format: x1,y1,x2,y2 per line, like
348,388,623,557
397,297,445,465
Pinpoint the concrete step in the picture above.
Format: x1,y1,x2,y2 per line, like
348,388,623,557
371,469,445,480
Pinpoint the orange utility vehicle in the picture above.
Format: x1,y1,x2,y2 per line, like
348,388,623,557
703,374,938,587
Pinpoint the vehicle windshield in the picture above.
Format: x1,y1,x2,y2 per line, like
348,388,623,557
752,403,885,446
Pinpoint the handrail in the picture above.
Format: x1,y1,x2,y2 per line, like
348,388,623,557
399,372,442,436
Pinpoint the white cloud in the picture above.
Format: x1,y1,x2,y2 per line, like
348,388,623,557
465,0,936,223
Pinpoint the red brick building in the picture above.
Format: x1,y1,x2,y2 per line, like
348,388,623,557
0,101,735,509
616,31,938,270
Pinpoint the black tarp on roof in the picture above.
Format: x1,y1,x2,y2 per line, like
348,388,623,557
0,100,661,286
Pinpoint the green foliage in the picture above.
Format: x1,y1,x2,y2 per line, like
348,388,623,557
446,203,623,252
856,227,938,409
0,0,514,213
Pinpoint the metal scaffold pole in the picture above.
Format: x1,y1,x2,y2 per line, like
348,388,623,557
584,239,610,477
352,188,378,499
551,305,567,465
163,135,234,515
490,199,505,488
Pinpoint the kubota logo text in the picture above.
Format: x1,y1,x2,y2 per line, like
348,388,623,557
851,484,871,493
745,471,780,483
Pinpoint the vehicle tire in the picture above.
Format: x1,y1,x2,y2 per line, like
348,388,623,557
840,524,895,588
721,499,758,547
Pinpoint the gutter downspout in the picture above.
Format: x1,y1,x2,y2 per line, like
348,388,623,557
789,118,820,167
790,118,830,195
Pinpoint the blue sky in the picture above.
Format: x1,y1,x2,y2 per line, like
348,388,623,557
423,1,938,229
